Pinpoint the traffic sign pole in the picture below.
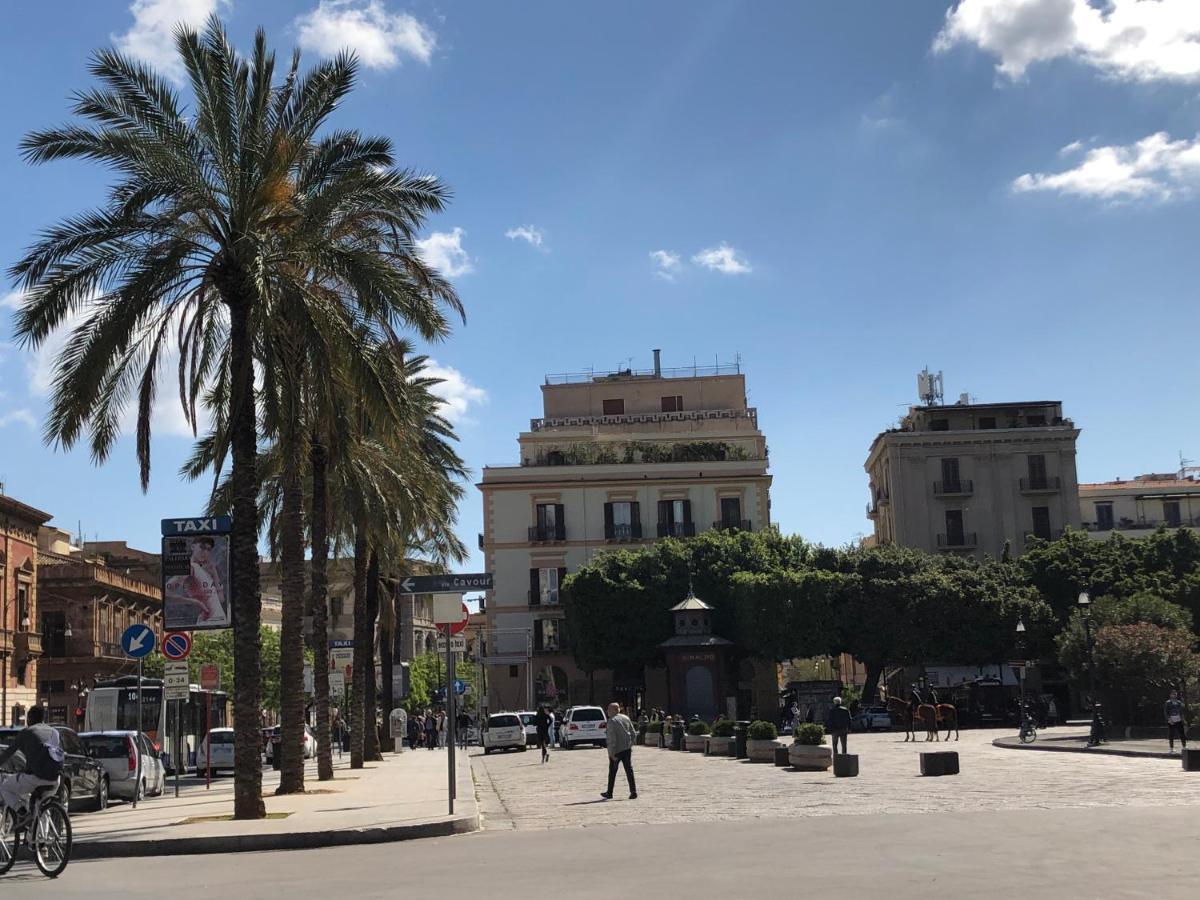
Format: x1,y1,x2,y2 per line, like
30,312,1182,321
447,636,456,814
134,657,142,809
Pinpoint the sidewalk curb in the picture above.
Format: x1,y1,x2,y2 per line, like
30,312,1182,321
72,809,480,859
992,737,1175,760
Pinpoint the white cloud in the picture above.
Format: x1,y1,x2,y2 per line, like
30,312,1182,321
649,250,681,282
415,227,473,277
935,0,1200,83
1,291,24,310
1012,132,1200,201
421,360,487,426
1059,139,1085,157
114,0,227,82
691,244,752,275
504,225,546,251
0,408,36,430
295,0,436,69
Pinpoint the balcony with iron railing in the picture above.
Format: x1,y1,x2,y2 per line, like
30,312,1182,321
712,519,752,532
933,479,973,497
657,521,697,538
1019,476,1061,493
604,522,643,541
936,532,977,550
1083,517,1198,532
528,525,567,543
1024,528,1066,543
530,406,757,432
98,641,124,658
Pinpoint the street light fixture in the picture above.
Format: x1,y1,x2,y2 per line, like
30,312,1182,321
1015,618,1028,735
1077,591,1104,746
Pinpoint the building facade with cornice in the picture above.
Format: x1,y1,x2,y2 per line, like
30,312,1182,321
1,494,52,726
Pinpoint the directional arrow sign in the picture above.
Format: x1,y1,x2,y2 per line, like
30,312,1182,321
397,572,493,594
121,623,156,659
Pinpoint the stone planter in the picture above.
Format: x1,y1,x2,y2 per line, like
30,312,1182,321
746,739,781,762
706,736,734,756
919,751,960,776
644,732,662,748
788,743,833,771
684,734,708,752
833,754,859,777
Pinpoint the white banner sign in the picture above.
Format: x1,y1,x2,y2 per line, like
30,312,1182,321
164,661,190,701
328,671,346,697
436,636,467,653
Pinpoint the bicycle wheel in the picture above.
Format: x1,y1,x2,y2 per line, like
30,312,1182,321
0,808,17,875
1020,727,1037,744
31,802,71,878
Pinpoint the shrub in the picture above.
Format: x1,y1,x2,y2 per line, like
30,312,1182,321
794,723,826,746
711,720,735,738
747,720,778,741
644,721,663,735
687,720,711,736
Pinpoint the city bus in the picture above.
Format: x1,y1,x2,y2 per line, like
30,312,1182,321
84,676,228,773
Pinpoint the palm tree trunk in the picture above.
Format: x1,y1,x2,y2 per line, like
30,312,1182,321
309,437,334,781
364,551,382,761
380,584,395,752
276,393,306,794
228,294,265,819
350,527,368,768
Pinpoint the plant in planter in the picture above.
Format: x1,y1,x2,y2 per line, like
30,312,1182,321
788,723,832,771
707,719,735,756
643,721,664,747
745,720,781,762
684,720,710,752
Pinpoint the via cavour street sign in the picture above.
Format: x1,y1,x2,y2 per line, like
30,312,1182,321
397,573,493,594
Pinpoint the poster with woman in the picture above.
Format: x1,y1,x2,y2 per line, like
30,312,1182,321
162,533,231,630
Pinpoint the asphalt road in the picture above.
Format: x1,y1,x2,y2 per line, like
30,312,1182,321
5,804,1198,898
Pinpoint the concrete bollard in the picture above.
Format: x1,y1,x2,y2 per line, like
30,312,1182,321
919,751,959,776
774,746,790,767
833,754,859,777
1182,748,1200,771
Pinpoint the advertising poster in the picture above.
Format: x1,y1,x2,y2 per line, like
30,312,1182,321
161,518,232,631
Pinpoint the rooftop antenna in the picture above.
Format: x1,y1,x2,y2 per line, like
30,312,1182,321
916,367,944,406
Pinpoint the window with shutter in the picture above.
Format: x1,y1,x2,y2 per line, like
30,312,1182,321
554,504,566,540
529,568,540,605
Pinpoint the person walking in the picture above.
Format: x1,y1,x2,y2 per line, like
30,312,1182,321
457,710,471,749
1165,689,1188,753
600,702,637,800
407,713,420,751
548,709,557,748
424,710,438,750
535,705,551,763
826,696,852,758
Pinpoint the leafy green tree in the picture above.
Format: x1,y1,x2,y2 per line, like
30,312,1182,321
731,569,840,663
1056,592,1193,683
143,626,297,712
1093,623,1199,723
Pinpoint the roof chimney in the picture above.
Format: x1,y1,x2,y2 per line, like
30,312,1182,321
653,348,661,377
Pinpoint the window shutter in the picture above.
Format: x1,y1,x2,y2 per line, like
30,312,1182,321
554,504,566,540
658,500,669,523
530,568,540,605
682,499,693,524
603,502,614,537
557,568,568,593
534,619,544,652
630,502,641,526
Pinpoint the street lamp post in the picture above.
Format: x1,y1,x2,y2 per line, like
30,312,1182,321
1015,617,1027,718
1078,592,1105,746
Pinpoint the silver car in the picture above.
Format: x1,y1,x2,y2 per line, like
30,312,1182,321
80,731,166,801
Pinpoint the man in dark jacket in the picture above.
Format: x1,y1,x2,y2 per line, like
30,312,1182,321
826,697,853,757
0,707,64,819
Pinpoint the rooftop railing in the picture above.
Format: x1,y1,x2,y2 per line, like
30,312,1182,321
545,361,742,385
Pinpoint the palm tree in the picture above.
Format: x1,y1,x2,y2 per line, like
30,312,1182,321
10,18,460,818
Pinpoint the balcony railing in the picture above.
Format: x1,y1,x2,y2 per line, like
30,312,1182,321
1020,476,1061,493
528,591,560,607
657,522,696,538
99,641,123,658
530,406,757,431
14,632,43,658
1083,518,1198,532
933,479,973,496
936,532,978,549
528,525,566,543
604,523,643,541
712,519,752,532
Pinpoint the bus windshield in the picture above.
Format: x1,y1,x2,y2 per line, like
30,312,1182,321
116,689,163,737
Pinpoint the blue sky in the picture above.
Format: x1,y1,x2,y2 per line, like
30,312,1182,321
3,1,1200,572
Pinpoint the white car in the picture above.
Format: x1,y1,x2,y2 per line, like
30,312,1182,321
195,727,236,774
268,724,318,762
482,713,527,754
518,711,539,745
854,707,893,732
559,706,607,750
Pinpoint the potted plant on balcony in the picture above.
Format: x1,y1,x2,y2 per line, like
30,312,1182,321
788,723,833,771
684,719,710,752
706,719,735,756
643,720,663,748
745,720,781,762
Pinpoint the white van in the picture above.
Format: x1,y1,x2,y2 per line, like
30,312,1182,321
559,706,608,750
482,713,527,755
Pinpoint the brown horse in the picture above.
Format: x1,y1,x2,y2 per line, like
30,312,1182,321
886,697,916,741
915,704,939,741
936,704,960,741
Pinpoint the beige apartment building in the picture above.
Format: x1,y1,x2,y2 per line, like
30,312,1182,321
1080,472,1200,539
479,352,771,713
865,398,1082,559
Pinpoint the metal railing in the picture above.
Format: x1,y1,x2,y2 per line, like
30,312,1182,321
528,590,560,607
712,519,752,532
99,641,123,658
604,523,643,541
1019,476,1061,492
933,479,973,496
530,407,757,431
936,532,977,549
528,525,566,542
545,360,742,385
657,522,697,538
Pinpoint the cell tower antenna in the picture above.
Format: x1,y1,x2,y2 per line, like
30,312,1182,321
916,367,944,406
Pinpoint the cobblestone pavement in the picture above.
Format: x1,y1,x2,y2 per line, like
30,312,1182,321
471,727,1200,830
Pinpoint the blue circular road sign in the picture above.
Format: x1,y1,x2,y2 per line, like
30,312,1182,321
121,623,156,659
162,631,191,661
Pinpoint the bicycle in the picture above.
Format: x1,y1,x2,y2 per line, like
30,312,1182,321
0,775,73,878
1018,711,1038,744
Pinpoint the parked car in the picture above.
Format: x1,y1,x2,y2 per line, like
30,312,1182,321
481,713,526,754
559,706,607,750
195,727,236,774
517,711,539,745
854,707,893,732
267,724,317,763
0,725,108,812
80,730,166,801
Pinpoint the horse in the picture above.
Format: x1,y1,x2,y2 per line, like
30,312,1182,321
935,703,959,741
886,697,916,741
916,704,939,741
